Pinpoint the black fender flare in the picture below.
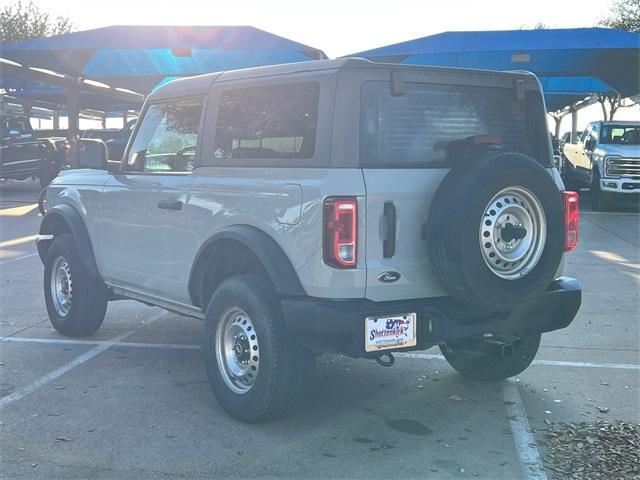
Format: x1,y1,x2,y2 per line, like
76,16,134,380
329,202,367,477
38,204,101,280
188,225,305,306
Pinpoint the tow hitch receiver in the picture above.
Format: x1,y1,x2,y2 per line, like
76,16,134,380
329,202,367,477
462,338,515,358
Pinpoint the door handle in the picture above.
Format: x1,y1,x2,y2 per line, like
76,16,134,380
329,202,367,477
383,202,396,258
157,200,183,210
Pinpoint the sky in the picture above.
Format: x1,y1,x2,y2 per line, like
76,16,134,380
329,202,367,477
11,0,617,58
4,0,638,130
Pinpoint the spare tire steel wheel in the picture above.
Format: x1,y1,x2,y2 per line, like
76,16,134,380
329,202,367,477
427,153,564,312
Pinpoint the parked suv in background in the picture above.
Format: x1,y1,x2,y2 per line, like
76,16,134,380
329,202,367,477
1,114,64,186
563,121,640,210
37,59,581,422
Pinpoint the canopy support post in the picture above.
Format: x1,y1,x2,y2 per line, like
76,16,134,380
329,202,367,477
53,110,60,130
570,107,578,143
66,80,80,140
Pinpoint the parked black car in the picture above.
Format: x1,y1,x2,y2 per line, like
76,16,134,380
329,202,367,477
1,115,65,186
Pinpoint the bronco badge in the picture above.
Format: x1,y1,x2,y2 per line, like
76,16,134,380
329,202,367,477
377,271,401,283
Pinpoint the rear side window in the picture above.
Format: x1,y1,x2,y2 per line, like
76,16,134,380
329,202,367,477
360,81,549,168
213,82,319,161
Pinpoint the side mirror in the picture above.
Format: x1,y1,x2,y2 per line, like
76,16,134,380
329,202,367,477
69,138,108,170
585,139,596,151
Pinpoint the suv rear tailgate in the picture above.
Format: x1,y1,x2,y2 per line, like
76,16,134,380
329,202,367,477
362,169,448,301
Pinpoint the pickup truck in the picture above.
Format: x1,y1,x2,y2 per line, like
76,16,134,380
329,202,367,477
562,121,640,210
1,114,65,187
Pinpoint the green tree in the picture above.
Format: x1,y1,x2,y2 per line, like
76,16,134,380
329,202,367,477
0,1,72,44
600,0,640,32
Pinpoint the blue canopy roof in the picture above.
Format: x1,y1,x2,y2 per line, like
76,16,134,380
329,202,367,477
351,28,640,111
1,25,327,110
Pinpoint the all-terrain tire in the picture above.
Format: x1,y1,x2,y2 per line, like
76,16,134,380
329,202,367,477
203,274,311,423
427,152,565,312
44,233,108,336
440,334,541,381
590,170,612,211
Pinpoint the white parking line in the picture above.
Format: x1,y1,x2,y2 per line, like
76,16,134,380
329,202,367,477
0,252,38,265
2,338,639,371
398,352,640,370
0,311,169,408
502,380,548,480
1,336,202,350
0,330,134,409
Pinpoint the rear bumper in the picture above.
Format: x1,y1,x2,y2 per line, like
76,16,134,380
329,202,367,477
281,277,581,357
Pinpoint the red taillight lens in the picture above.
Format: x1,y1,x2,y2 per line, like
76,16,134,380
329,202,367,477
563,191,579,252
323,197,357,268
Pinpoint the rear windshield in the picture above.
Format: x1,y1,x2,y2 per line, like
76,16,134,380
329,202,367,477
360,81,550,168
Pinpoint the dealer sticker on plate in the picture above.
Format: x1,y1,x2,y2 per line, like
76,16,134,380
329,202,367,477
365,313,417,352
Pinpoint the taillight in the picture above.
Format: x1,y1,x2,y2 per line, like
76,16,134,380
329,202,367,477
563,191,579,252
323,197,357,268
63,140,71,157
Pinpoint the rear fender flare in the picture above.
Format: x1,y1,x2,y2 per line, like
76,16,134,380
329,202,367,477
188,225,305,307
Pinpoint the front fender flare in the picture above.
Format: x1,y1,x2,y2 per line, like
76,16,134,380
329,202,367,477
38,203,100,279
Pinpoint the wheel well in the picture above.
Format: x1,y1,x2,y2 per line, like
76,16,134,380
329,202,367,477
37,212,71,261
191,239,270,309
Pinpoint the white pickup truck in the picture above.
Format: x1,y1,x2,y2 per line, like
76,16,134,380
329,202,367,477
562,121,640,210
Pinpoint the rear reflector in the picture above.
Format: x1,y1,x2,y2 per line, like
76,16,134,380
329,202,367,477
323,197,357,268
563,191,579,252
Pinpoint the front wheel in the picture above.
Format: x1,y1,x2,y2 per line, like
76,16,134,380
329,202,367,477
44,234,108,336
440,334,541,381
203,274,311,422
590,171,612,211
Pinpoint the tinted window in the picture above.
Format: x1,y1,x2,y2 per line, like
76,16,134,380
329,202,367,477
360,82,549,168
213,82,319,161
126,98,203,173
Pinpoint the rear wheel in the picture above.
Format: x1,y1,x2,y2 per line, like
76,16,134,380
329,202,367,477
561,158,580,191
440,334,541,381
203,274,311,422
44,233,108,336
38,153,61,187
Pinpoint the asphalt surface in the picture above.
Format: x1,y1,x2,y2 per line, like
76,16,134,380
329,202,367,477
1,179,638,479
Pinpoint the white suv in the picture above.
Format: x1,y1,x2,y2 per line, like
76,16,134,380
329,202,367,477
38,59,582,422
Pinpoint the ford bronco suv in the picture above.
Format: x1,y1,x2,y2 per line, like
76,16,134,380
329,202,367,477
37,59,581,422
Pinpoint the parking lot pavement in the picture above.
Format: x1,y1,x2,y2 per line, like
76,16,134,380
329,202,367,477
1,179,639,479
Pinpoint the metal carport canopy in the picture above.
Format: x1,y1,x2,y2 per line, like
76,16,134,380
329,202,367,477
350,28,640,111
1,25,328,94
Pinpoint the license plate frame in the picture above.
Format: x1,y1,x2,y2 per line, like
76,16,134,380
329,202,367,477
364,313,417,353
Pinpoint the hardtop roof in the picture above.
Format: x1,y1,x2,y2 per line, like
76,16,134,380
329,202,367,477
148,57,539,101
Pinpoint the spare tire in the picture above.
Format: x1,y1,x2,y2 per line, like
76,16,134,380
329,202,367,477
427,152,564,312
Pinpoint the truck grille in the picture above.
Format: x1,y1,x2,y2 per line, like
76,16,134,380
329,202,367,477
606,158,640,179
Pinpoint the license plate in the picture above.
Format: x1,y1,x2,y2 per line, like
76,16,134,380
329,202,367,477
365,313,417,352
